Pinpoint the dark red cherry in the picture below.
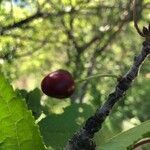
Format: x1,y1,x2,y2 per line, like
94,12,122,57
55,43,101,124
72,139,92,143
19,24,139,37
41,69,75,99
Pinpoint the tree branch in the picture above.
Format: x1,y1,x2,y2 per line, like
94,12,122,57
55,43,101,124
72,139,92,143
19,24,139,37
0,10,74,35
66,40,150,149
0,12,43,35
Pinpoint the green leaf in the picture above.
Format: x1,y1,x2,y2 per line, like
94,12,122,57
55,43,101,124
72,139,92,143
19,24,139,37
100,120,150,150
39,104,94,149
0,73,46,150
26,88,42,119
17,88,42,119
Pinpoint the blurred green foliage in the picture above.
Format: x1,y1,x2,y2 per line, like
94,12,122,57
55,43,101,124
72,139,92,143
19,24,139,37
0,0,149,149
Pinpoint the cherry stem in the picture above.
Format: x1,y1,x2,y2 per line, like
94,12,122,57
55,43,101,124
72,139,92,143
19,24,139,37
75,74,118,83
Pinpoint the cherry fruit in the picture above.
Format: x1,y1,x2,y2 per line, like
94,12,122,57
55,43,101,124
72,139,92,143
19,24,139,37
41,69,75,99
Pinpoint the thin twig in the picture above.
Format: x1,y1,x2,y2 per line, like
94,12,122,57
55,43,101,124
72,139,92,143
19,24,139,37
133,0,145,37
